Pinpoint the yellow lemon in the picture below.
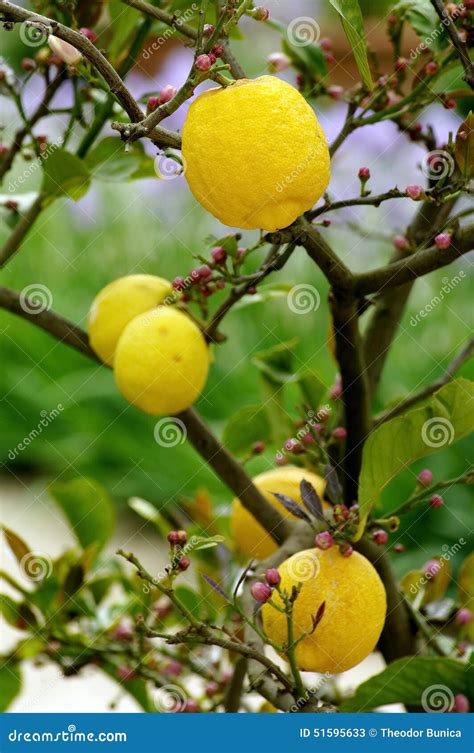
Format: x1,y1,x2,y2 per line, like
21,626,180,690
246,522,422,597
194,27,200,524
88,275,173,366
262,547,387,674
231,467,326,560
114,307,209,415
182,76,330,231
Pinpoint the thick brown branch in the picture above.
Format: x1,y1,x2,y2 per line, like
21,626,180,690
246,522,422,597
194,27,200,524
0,1,179,148
0,285,289,544
354,222,474,296
291,218,353,290
374,337,474,427
329,294,372,503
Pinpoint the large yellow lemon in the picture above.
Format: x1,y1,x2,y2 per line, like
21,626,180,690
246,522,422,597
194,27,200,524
231,467,326,560
262,547,387,674
114,307,209,415
182,76,330,231
88,275,172,366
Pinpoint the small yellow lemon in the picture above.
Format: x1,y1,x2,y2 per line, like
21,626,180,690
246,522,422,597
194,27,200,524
231,467,326,560
262,547,387,674
182,76,330,231
88,275,173,366
114,307,209,415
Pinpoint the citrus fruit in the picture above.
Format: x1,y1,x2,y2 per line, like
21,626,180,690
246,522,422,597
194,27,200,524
114,307,209,415
88,275,172,366
231,467,326,560
262,547,387,674
182,75,330,231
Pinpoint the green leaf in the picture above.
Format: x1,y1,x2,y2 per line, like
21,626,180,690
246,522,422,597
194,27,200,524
392,0,449,52
252,339,300,386
49,478,115,553
128,497,168,535
356,379,474,539
222,404,271,456
108,0,139,64
103,664,153,711
281,39,328,79
341,657,469,711
2,527,30,564
234,283,293,309
174,585,211,620
41,149,90,204
85,137,155,183
0,661,22,711
329,0,373,90
189,534,225,551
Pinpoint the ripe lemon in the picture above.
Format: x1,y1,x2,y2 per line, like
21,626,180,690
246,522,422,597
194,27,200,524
231,467,326,560
88,275,173,366
262,547,387,674
182,76,330,231
114,307,209,415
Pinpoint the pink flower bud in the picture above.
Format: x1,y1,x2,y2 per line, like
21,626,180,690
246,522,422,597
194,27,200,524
21,57,35,71
327,85,344,101
251,581,272,603
211,246,227,264
372,529,388,546
393,234,410,251
162,659,183,676
183,699,200,712
332,427,347,442
339,542,353,558
195,54,212,72
251,440,265,454
452,694,470,713
430,494,444,508
358,167,370,180
79,28,97,43
254,6,270,21
315,531,333,550
275,453,288,466
147,96,160,114
178,556,190,571
320,38,332,51
395,57,408,71
265,568,281,586
393,543,405,553
159,84,177,105
425,61,438,75
212,44,225,58
154,597,172,620
0,144,8,157
111,621,133,641
406,184,423,200
434,233,451,250
205,681,220,697
117,665,136,682
203,24,215,37
48,36,82,66
330,374,343,399
172,276,186,291
167,530,180,544
424,559,441,577
301,431,314,445
455,608,472,626
267,52,290,73
417,468,433,487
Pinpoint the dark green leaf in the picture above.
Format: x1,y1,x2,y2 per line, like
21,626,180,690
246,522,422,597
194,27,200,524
356,379,474,539
252,339,300,385
41,149,90,203
174,585,209,618
222,404,271,456
341,657,469,711
282,39,328,79
108,0,139,64
85,137,155,182
2,527,30,564
0,661,22,711
271,492,312,522
49,477,115,553
392,0,449,52
329,0,373,89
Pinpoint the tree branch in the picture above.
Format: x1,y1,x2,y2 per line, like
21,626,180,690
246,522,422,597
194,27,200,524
0,196,46,268
0,285,289,545
373,337,474,427
0,1,180,148
354,221,474,296
430,0,474,90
